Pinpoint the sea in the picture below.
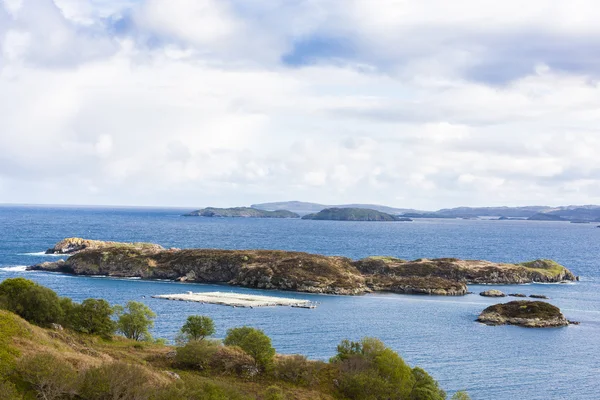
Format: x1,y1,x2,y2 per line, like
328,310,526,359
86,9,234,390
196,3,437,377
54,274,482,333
1,205,599,400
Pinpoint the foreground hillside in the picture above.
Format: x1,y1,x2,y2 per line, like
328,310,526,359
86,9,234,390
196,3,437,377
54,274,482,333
32,239,577,297
0,278,468,400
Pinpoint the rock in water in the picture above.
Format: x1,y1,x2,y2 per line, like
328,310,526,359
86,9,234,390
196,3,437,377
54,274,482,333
480,289,506,297
509,293,527,297
529,294,549,299
477,301,570,328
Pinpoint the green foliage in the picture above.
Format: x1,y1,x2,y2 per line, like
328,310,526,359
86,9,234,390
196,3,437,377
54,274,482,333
114,301,156,341
273,354,324,386
179,315,215,343
151,379,251,400
333,338,417,400
16,353,78,400
410,367,446,400
223,327,276,371
451,391,471,400
175,340,219,370
264,385,286,400
68,298,116,338
0,311,31,377
0,278,63,327
209,345,257,376
0,379,22,400
79,361,154,400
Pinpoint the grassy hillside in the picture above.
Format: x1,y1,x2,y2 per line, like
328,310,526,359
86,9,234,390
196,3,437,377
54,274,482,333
0,278,469,400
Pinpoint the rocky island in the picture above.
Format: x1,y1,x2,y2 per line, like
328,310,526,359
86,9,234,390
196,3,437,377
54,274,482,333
477,301,571,328
30,239,578,297
45,237,165,255
302,207,406,221
184,207,299,218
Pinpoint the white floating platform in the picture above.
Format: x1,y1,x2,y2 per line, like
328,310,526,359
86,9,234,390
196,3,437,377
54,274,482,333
152,291,317,309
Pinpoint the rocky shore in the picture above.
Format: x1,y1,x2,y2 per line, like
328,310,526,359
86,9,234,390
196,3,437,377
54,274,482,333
477,301,571,328
30,238,578,296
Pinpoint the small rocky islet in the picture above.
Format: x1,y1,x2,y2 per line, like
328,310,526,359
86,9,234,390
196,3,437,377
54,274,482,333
477,301,572,328
33,238,578,298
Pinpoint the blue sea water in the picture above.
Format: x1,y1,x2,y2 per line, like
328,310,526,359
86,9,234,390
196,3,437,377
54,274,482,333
1,205,599,400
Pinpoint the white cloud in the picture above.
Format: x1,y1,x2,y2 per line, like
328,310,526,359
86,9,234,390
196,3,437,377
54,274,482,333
0,0,600,209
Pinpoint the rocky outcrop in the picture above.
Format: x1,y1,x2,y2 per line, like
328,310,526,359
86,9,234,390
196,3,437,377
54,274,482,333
509,293,527,297
477,301,570,328
45,237,164,255
480,290,506,297
30,239,578,296
529,294,549,299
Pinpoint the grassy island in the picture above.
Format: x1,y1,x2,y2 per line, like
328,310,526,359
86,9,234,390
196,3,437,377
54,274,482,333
477,301,570,328
30,239,578,298
302,208,403,221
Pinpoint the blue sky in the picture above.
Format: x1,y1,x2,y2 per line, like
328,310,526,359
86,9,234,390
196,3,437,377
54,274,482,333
1,0,600,209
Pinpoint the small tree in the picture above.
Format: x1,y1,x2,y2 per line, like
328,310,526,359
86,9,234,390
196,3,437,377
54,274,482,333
71,299,116,338
223,327,275,371
179,315,215,342
451,391,471,400
114,301,155,341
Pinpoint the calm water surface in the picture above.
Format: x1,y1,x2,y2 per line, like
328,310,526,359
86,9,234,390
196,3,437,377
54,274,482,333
1,205,599,400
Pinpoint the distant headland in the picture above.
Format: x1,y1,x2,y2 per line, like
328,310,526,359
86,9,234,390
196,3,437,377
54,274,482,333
250,201,600,222
301,208,412,221
183,207,299,218
32,238,578,297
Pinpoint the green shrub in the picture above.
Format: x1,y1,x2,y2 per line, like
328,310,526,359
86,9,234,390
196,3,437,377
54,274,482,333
178,315,215,343
15,353,78,400
0,379,22,400
333,338,416,400
114,301,156,341
0,279,63,327
210,345,257,376
68,299,116,338
223,327,275,371
79,361,154,400
410,367,446,400
175,340,219,370
264,385,286,400
273,354,323,385
451,391,471,400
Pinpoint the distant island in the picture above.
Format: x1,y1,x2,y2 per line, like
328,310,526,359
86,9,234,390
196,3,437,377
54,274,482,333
251,200,600,222
183,207,299,218
301,208,411,221
251,201,421,216
31,238,578,297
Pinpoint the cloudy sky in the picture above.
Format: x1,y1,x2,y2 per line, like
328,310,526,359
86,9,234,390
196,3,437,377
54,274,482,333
1,0,600,210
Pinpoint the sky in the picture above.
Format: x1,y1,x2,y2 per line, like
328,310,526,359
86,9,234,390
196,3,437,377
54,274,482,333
1,0,600,210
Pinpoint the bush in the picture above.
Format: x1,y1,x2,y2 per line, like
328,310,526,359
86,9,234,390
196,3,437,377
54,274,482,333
410,367,446,400
333,338,416,400
79,361,154,400
264,385,286,400
175,340,219,370
451,391,471,400
223,327,275,371
273,354,323,385
16,353,78,400
210,345,257,376
178,315,215,343
68,299,116,338
0,379,22,400
0,278,63,327
151,379,252,400
114,301,156,341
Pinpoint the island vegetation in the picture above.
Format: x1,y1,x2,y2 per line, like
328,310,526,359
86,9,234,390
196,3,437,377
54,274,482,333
0,278,470,400
476,301,570,328
31,239,577,298
184,207,299,218
301,208,407,221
